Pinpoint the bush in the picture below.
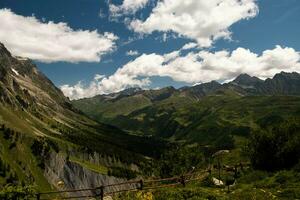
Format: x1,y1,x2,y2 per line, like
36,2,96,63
31,139,51,169
108,167,137,179
200,175,214,187
0,185,36,200
214,134,235,150
246,123,300,171
238,170,269,184
155,145,205,178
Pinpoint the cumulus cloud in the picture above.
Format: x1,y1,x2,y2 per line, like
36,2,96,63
126,50,140,56
0,9,118,63
163,50,180,62
61,45,300,99
109,0,149,17
129,0,258,47
181,42,198,50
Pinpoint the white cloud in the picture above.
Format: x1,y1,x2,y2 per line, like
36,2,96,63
0,8,118,63
129,0,258,47
163,50,180,62
109,0,149,17
94,74,105,81
181,42,198,50
61,45,300,100
126,50,140,56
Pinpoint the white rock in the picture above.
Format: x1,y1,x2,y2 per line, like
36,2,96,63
212,177,224,186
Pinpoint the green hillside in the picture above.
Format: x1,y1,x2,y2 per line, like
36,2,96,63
72,81,300,200
0,43,170,196
72,86,177,123
74,89,300,144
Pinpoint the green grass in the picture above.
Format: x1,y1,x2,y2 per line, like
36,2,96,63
0,130,52,192
0,107,34,134
105,95,300,143
69,156,108,175
72,94,152,121
115,168,300,200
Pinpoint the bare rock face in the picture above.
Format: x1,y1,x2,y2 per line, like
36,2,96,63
44,153,136,197
0,42,72,112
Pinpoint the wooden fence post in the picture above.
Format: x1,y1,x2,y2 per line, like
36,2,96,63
95,186,104,200
100,186,104,200
234,164,238,178
180,175,185,187
36,193,40,200
139,179,144,190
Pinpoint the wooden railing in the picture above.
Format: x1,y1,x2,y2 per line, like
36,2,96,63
36,170,209,200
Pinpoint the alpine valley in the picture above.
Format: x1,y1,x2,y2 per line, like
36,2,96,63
1,42,300,199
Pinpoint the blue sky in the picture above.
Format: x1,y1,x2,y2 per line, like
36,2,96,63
0,0,299,99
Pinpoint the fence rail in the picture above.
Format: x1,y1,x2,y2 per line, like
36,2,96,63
37,170,209,200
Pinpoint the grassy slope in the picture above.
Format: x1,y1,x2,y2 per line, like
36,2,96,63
104,94,300,143
69,156,108,175
72,94,152,122
115,167,300,200
72,87,177,123
0,130,52,191
0,97,169,192
176,95,300,141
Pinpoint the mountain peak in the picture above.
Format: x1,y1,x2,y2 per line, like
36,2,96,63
0,43,11,57
232,73,263,86
273,71,300,80
120,87,142,95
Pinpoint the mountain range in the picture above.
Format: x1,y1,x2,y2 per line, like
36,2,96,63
73,71,300,141
0,41,299,196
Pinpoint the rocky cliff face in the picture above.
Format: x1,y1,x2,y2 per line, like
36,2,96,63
179,81,222,99
44,153,136,197
256,72,300,95
0,42,70,110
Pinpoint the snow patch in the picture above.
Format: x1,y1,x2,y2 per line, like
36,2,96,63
11,68,19,76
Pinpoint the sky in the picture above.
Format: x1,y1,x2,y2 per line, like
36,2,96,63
0,0,299,99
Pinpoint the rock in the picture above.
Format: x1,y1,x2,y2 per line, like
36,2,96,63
212,177,224,186
44,152,137,197
104,196,113,200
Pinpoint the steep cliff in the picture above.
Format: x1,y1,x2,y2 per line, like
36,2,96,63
44,153,136,196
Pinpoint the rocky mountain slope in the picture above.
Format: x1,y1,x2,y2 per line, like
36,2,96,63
0,43,166,193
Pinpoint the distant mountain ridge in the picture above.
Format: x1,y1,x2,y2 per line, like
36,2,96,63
255,72,300,95
73,71,300,123
79,71,300,102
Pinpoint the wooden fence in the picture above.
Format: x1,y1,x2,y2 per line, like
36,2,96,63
36,170,209,200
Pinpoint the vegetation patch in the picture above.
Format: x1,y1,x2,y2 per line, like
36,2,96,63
69,156,108,175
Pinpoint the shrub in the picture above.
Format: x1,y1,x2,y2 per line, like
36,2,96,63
246,123,300,171
0,185,36,200
108,167,137,179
